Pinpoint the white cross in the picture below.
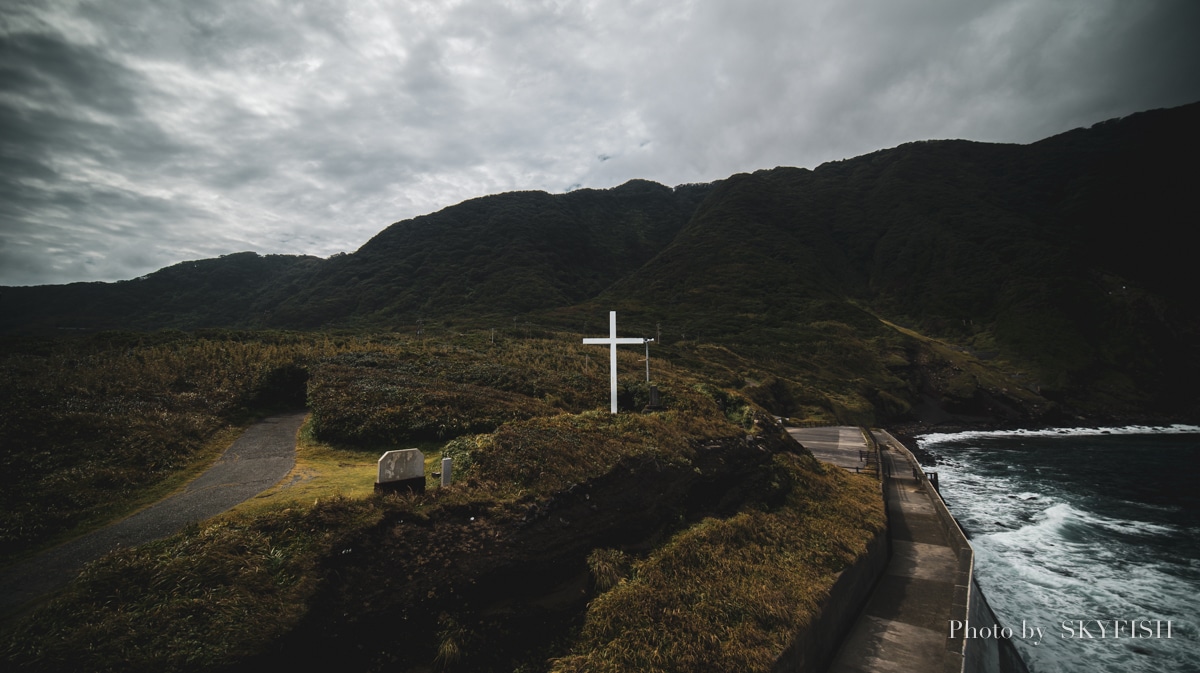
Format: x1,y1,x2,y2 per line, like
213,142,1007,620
582,311,644,413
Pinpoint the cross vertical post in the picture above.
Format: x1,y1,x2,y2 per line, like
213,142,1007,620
582,311,644,413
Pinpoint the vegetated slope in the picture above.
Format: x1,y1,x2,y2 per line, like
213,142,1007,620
591,102,1200,421
260,179,712,327
830,103,1199,408
1,334,886,673
0,331,320,558
592,167,867,333
3,104,1197,420
0,252,323,332
0,180,709,333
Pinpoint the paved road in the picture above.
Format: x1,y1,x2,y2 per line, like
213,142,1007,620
785,426,965,672
787,426,872,471
0,411,306,616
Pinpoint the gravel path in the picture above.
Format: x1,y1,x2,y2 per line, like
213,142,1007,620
0,411,306,616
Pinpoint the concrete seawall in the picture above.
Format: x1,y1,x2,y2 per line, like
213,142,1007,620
779,426,1029,673
771,508,890,673
773,427,890,673
874,429,1029,673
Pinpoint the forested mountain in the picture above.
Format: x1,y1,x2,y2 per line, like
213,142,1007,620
3,102,1198,424
260,179,712,327
591,102,1199,415
0,252,324,332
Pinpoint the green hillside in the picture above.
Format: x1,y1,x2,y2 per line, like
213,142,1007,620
578,104,1200,422
261,179,711,327
3,103,1198,423
0,330,885,673
0,252,323,331
3,102,1200,673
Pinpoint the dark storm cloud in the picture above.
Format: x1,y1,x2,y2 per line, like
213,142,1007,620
2,0,1198,286
585,0,1200,184
0,14,210,284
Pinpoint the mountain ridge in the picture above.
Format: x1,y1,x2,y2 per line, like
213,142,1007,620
4,102,1198,425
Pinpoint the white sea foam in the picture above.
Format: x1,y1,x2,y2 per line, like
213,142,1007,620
1060,502,1170,536
933,436,1200,673
919,424,1200,447
969,502,1196,673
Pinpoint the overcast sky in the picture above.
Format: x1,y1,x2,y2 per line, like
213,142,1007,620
2,0,1197,286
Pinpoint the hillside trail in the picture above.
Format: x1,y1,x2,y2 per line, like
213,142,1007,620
0,411,306,618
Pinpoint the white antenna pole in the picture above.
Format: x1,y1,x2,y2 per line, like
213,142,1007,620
643,338,654,382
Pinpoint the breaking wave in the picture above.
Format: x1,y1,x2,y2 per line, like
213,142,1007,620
921,430,1200,673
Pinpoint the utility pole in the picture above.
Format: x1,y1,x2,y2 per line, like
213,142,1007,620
642,338,655,382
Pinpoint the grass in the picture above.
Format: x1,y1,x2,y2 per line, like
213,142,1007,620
446,409,719,501
587,549,632,593
550,453,885,673
0,331,600,558
876,316,1051,413
0,422,248,566
0,331,334,558
231,416,456,516
2,330,886,673
0,496,380,672
226,415,379,514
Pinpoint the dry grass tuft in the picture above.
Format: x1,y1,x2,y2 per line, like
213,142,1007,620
550,454,884,673
587,549,632,593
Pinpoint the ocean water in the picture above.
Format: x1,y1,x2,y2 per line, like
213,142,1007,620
918,426,1200,673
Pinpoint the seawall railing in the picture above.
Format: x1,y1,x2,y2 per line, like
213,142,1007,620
873,430,1029,673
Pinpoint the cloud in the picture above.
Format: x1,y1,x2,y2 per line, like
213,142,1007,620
1,0,1198,286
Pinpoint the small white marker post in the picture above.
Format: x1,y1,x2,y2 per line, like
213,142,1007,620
642,338,654,383
582,311,644,413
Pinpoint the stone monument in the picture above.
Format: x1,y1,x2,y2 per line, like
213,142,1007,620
375,448,426,495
